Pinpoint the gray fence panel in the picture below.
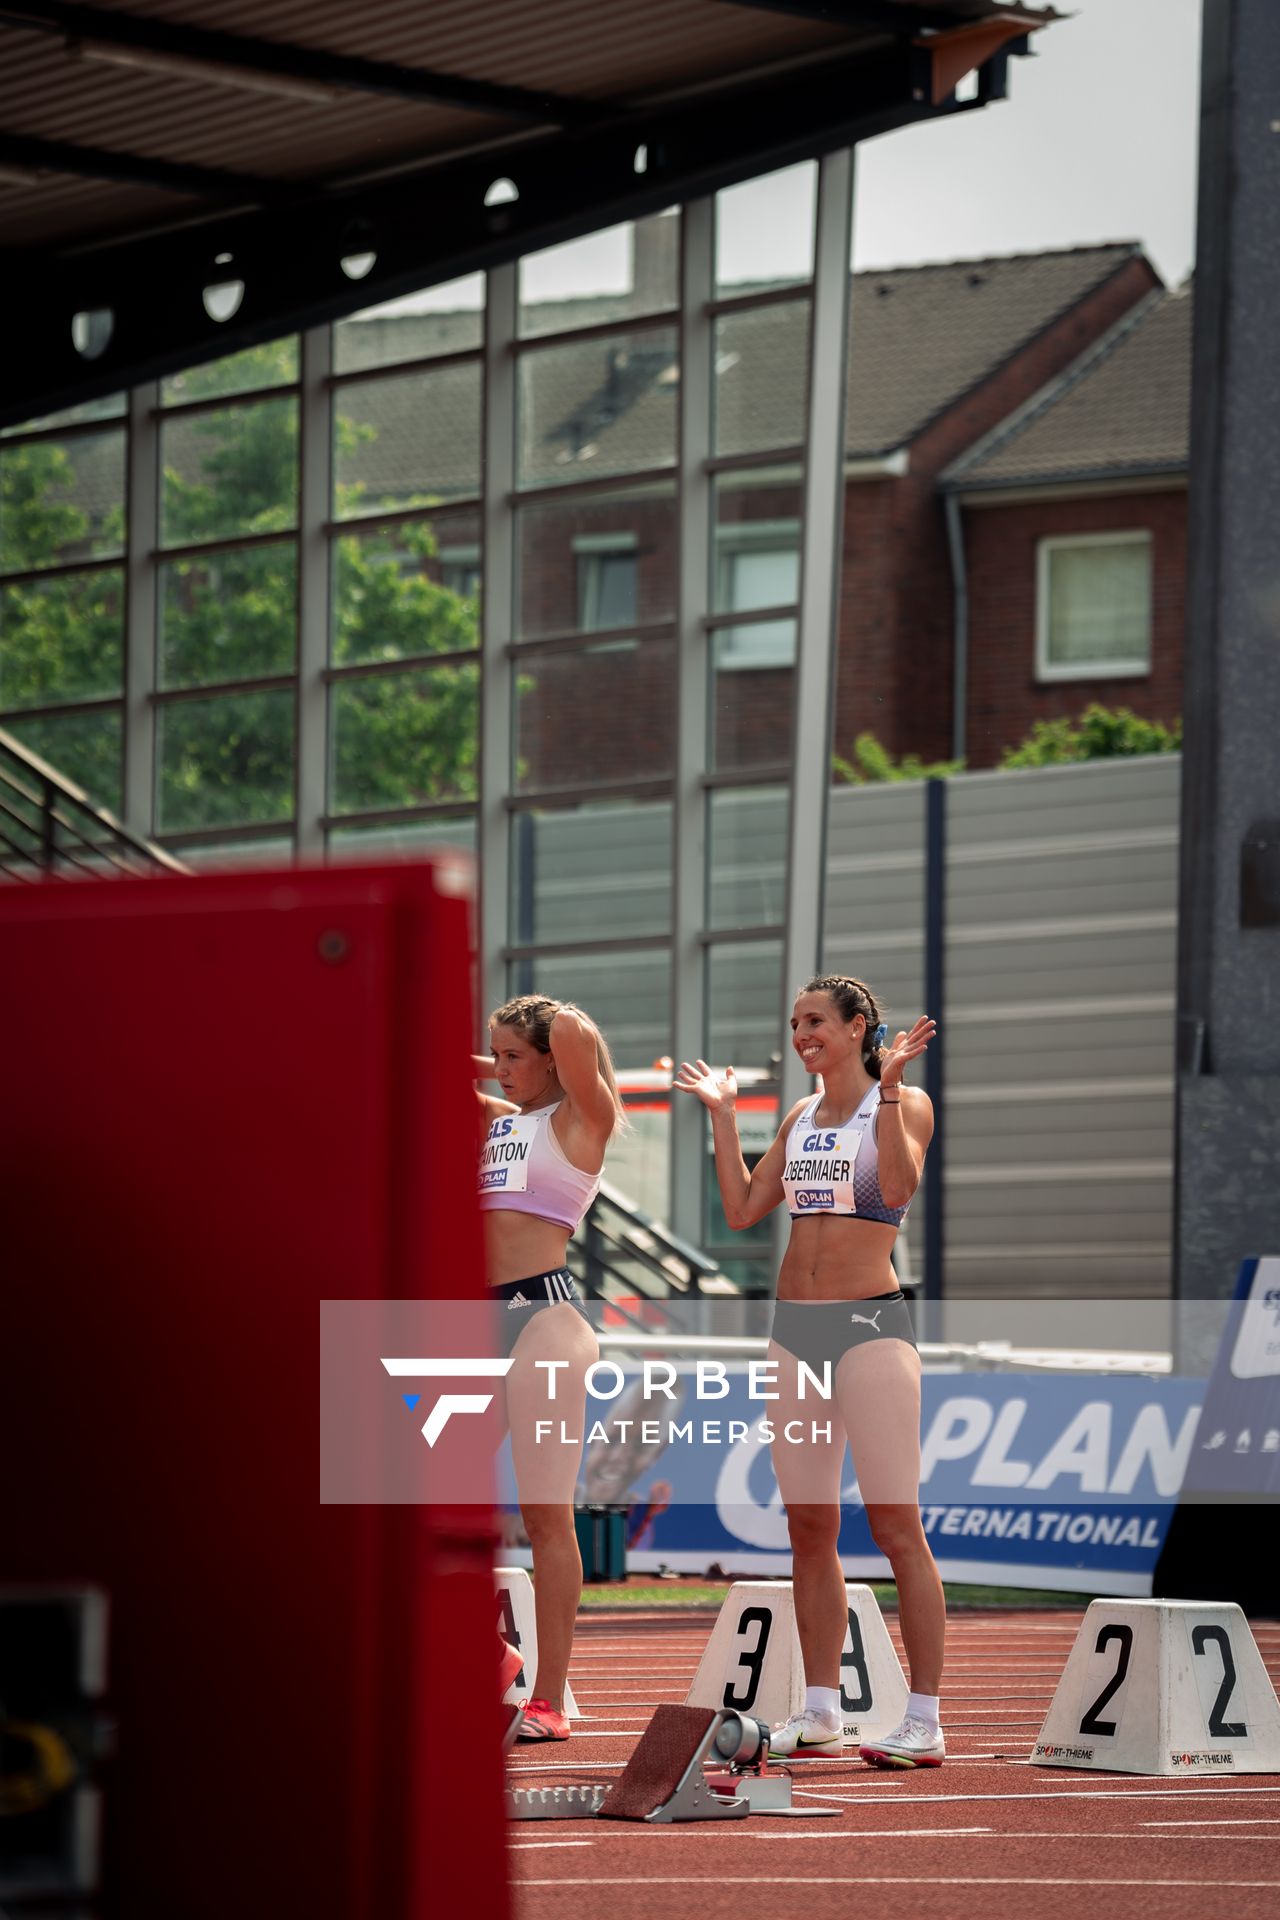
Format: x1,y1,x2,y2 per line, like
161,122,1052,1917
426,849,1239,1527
519,754,1181,1301
820,756,1178,1299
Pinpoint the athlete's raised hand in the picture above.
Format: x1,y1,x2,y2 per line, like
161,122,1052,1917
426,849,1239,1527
673,1058,737,1113
878,1016,936,1091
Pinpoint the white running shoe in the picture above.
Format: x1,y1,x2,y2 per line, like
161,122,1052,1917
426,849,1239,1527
859,1715,945,1769
767,1710,844,1759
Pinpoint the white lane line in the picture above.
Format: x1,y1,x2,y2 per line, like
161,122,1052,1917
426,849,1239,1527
508,1841,594,1850
1143,1818,1280,1827
513,1877,1280,1890
694,1832,1280,1845
509,1761,628,1773
720,1827,996,1839
782,1786,1280,1805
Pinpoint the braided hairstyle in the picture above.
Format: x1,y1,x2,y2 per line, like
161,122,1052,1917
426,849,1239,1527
488,992,628,1131
801,974,887,1080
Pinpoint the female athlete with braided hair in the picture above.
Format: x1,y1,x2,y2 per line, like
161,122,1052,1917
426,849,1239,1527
676,975,946,1768
473,993,624,1742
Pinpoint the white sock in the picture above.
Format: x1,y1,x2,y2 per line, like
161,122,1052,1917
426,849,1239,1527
907,1691,941,1730
804,1686,841,1724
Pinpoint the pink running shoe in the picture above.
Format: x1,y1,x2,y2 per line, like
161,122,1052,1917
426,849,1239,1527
498,1637,523,1695
517,1698,570,1742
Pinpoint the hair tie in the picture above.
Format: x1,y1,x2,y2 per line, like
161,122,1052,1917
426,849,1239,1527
870,1022,887,1049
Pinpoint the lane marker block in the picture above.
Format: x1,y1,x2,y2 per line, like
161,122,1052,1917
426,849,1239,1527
838,1581,909,1744
685,1581,803,1731
1031,1598,1280,1775
684,1578,907,1743
494,1565,580,1718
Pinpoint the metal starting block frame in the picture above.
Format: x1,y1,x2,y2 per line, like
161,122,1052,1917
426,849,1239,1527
703,1768,792,1812
506,1706,803,1823
506,1784,609,1818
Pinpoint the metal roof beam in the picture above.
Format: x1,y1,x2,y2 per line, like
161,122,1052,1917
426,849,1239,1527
0,130,290,201
710,0,964,30
2,40,971,425
0,0,592,125
715,0,1052,28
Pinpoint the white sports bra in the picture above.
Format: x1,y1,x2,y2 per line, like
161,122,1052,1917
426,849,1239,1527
780,1085,909,1226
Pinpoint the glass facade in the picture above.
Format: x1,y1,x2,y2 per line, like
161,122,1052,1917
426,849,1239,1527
0,157,846,1285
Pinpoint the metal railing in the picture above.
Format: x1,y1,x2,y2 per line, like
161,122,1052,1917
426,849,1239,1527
0,727,187,882
569,1178,726,1314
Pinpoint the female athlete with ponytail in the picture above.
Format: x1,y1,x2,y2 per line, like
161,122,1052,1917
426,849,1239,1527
675,975,946,1768
474,995,625,1742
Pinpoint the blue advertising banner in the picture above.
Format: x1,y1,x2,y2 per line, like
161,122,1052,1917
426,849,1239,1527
1152,1258,1280,1610
1173,1257,1280,1498
501,1369,1206,1595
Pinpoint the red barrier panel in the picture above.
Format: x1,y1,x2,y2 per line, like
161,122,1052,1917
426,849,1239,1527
0,863,508,1920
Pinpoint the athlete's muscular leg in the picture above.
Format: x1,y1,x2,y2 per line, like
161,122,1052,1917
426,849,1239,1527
837,1338,945,1695
768,1337,848,1690
506,1304,599,1711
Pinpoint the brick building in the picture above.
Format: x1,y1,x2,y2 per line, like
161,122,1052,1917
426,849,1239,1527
342,240,1188,785
940,284,1191,765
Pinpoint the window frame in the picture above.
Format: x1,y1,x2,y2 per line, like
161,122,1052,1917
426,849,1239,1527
572,530,639,632
713,517,800,671
1034,530,1154,683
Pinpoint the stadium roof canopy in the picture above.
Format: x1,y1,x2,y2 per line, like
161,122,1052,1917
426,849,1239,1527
0,0,1060,424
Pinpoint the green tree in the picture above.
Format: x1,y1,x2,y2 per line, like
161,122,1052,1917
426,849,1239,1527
832,732,965,784
0,437,125,803
1000,703,1182,769
1,336,479,832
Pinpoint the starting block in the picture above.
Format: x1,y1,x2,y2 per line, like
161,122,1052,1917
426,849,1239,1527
495,1565,580,1718
1031,1598,1280,1775
685,1579,907,1745
507,1706,840,1822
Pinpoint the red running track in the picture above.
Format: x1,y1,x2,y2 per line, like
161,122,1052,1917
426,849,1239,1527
506,1607,1280,1920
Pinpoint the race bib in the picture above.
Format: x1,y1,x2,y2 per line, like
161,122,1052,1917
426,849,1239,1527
783,1119,868,1215
479,1112,535,1194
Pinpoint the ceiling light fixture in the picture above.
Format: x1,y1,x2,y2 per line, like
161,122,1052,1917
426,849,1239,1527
70,38,344,107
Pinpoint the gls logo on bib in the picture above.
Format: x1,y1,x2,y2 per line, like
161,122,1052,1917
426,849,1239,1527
803,1131,838,1152
480,1112,534,1194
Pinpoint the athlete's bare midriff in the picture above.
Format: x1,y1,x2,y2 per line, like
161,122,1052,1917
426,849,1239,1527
777,1213,900,1301
484,1210,573,1288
